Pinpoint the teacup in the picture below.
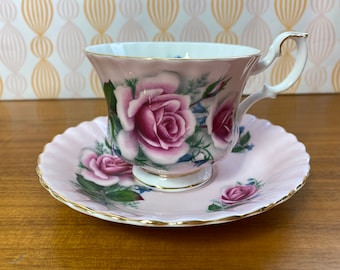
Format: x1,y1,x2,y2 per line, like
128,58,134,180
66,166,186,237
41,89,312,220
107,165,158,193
85,32,308,192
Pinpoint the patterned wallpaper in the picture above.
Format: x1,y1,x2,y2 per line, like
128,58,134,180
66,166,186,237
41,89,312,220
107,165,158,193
0,0,339,100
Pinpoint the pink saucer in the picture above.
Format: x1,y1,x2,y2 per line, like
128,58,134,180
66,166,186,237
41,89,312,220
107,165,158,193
37,115,310,227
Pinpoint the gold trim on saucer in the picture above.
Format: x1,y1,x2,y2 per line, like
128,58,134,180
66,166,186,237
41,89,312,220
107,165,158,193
36,158,309,227
35,115,310,227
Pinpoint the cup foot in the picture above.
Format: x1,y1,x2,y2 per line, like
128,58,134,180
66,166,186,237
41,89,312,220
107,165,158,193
132,165,213,192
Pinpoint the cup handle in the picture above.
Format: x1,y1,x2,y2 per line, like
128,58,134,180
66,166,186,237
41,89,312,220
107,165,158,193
237,32,308,121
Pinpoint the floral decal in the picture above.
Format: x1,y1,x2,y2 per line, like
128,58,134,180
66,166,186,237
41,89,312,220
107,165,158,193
74,140,151,207
104,71,234,169
115,72,196,165
207,98,234,149
232,126,254,153
208,178,263,211
71,134,255,209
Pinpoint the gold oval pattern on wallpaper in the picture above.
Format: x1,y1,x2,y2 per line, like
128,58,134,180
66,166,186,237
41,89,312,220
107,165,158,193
31,36,53,58
274,0,306,30
31,60,60,98
22,0,60,98
147,0,179,41
84,0,115,45
84,0,116,97
332,60,340,93
0,0,339,99
21,0,53,35
211,0,243,44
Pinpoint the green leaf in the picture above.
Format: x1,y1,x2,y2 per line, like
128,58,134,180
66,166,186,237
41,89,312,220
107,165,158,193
202,77,231,99
108,115,123,139
103,184,120,194
103,81,117,113
202,79,222,99
231,145,245,153
105,190,143,202
125,78,138,98
239,131,251,146
78,162,87,169
95,141,105,155
208,203,223,212
104,138,112,152
112,116,123,133
178,73,209,95
76,174,103,192
133,148,149,166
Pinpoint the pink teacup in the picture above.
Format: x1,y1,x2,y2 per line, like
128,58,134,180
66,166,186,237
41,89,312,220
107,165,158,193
85,32,308,192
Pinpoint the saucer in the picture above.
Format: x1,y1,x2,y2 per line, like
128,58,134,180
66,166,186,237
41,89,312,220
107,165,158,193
36,115,310,227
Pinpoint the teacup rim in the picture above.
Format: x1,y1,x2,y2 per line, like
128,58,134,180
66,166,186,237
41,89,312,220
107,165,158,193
84,41,262,60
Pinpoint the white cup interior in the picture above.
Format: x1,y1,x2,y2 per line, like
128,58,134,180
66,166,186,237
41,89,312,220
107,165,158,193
85,42,261,59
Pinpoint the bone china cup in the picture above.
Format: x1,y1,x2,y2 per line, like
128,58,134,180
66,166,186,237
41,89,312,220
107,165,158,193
85,32,308,192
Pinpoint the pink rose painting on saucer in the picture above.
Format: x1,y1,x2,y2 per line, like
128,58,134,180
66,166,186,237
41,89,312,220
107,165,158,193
39,108,309,226
208,178,263,212
72,125,255,210
74,140,151,207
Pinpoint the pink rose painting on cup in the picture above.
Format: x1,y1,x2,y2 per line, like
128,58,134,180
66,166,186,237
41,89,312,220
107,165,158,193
103,71,242,170
115,72,196,165
207,98,234,150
